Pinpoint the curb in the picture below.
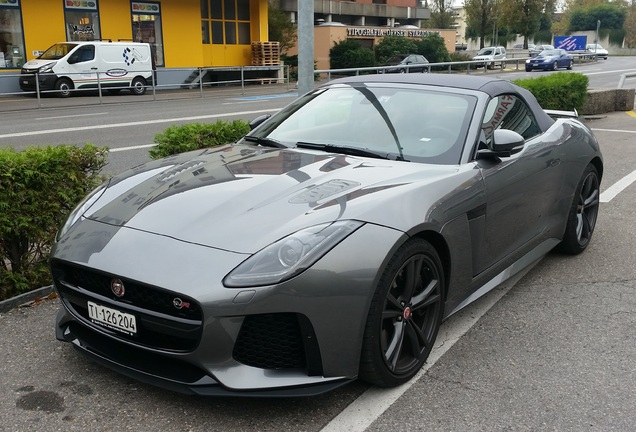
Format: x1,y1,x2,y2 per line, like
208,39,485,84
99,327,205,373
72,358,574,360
0,285,55,314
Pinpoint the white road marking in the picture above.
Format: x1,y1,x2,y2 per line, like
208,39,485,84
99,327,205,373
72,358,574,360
320,265,537,432
35,112,109,120
591,128,636,134
600,170,636,203
0,108,277,139
109,144,155,152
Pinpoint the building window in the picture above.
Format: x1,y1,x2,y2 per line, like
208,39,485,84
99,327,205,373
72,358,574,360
0,2,26,68
64,0,101,42
132,2,164,67
201,0,250,45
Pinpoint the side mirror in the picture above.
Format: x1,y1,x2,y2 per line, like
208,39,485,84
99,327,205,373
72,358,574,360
249,114,271,130
478,129,525,159
67,55,79,64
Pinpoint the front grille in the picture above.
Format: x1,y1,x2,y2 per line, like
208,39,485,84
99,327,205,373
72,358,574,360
51,260,203,352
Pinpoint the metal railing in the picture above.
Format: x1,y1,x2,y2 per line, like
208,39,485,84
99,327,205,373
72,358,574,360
618,72,636,89
315,54,598,80
1,65,290,108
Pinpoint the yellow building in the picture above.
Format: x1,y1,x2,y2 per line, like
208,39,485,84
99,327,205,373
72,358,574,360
0,0,270,88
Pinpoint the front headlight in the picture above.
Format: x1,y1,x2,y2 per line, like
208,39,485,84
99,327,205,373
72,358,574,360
525,59,531,63
56,182,108,241
223,220,364,287
39,62,57,74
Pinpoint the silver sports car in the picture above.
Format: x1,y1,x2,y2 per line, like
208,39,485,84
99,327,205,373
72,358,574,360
52,74,602,396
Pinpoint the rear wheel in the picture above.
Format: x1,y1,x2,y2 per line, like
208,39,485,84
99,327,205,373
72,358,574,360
54,78,73,98
359,238,445,387
556,164,600,254
567,60,573,70
130,77,147,95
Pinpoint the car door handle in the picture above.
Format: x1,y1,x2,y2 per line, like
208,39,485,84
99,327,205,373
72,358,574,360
91,67,98,70
549,158,561,167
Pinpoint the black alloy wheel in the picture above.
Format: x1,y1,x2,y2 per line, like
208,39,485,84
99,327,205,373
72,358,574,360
557,164,600,254
360,238,444,387
552,61,558,71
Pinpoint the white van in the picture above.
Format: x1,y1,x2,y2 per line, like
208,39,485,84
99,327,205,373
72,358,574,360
19,41,155,97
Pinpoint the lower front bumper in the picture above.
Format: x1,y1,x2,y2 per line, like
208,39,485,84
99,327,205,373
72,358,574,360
19,73,58,92
56,307,353,397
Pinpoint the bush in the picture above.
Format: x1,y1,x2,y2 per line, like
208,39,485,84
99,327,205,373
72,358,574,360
150,120,250,159
374,36,418,64
415,33,451,64
513,72,589,112
449,51,473,71
0,144,108,301
329,39,376,71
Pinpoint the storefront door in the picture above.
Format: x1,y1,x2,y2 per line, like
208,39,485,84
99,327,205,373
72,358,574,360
131,1,163,67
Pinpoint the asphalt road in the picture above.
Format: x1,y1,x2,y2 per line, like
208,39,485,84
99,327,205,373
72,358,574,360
1,66,636,431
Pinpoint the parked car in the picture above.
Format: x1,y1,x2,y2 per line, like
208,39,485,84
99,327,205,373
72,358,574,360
529,44,555,57
52,74,602,397
586,43,608,60
472,46,506,69
525,49,574,71
380,54,429,73
513,43,536,51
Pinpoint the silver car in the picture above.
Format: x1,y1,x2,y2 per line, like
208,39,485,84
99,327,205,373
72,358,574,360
52,74,602,396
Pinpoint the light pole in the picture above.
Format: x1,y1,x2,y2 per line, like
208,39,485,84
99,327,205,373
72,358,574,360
595,19,601,52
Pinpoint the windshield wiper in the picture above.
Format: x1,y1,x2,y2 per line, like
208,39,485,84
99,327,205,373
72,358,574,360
243,135,288,148
296,142,407,161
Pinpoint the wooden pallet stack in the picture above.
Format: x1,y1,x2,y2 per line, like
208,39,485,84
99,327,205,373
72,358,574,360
251,41,281,66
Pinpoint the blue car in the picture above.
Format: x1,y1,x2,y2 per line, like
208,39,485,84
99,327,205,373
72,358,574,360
525,49,573,72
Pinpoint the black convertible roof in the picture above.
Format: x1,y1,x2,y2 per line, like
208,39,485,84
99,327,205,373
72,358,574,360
325,74,555,132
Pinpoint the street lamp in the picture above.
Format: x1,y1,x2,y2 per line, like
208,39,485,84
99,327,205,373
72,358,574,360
595,20,601,53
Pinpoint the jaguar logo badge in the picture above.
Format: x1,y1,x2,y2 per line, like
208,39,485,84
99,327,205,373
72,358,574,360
111,279,125,297
173,298,191,310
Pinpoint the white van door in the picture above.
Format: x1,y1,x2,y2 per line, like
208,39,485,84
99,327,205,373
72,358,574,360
63,44,98,96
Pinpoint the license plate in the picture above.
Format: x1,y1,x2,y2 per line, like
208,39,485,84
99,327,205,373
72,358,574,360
87,301,137,335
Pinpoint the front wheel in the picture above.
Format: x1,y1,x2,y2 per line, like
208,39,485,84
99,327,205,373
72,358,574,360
556,164,600,254
130,77,147,95
359,238,445,388
54,78,73,98
552,61,558,71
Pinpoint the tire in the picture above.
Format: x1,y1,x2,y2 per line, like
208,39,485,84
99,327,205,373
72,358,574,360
525,67,532,72
556,164,600,255
552,61,558,71
130,77,147,95
567,60,573,70
54,78,73,98
359,238,445,388
399,68,406,74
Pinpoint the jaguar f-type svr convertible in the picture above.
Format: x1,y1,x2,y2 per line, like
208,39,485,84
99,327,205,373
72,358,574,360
51,74,602,397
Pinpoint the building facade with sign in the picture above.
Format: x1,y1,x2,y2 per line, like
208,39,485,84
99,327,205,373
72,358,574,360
0,0,270,90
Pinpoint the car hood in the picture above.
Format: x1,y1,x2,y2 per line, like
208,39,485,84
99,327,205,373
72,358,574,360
473,55,494,60
81,144,457,254
22,59,57,70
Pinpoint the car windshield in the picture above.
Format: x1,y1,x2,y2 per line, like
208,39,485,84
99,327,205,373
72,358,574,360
588,44,604,50
541,50,559,56
247,83,477,165
385,55,408,64
477,48,493,55
39,43,79,60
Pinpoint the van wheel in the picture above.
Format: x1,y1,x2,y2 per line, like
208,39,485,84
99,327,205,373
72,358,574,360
55,78,73,98
130,77,147,95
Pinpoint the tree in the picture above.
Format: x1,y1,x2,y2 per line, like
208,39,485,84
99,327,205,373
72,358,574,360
500,0,545,48
267,0,297,54
569,4,626,31
465,0,497,48
428,0,458,29
625,1,636,49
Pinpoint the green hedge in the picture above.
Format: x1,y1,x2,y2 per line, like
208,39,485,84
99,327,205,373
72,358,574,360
514,72,589,112
0,144,108,300
149,120,250,159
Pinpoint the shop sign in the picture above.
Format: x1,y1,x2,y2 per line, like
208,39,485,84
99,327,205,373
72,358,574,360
64,1,98,10
0,0,20,7
69,24,95,35
347,28,437,38
132,2,160,14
